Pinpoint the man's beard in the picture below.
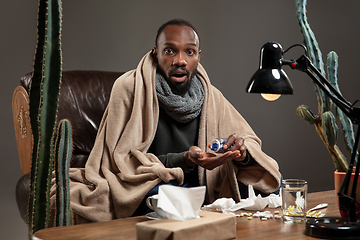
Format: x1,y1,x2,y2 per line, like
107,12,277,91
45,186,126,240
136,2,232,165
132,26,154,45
159,66,198,96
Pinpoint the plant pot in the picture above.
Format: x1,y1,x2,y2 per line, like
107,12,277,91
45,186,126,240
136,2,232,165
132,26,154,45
334,168,360,220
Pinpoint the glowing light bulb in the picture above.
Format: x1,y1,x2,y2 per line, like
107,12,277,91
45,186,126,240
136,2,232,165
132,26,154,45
261,93,281,101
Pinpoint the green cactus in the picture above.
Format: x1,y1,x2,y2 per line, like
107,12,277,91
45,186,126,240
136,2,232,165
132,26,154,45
321,111,338,148
54,119,73,226
28,0,63,238
327,51,355,154
295,0,354,172
296,105,318,125
295,0,331,114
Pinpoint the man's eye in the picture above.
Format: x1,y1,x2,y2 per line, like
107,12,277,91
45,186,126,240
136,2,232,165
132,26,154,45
187,49,195,55
164,49,174,54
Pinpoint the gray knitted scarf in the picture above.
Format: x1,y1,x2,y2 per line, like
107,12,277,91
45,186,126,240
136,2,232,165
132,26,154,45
155,72,205,123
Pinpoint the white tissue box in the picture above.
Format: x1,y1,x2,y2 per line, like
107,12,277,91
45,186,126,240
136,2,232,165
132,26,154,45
135,211,236,240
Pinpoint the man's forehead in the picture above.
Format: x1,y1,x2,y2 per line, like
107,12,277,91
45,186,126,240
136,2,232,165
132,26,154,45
157,25,199,47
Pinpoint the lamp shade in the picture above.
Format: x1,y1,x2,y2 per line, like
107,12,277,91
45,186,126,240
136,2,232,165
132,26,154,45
246,42,294,95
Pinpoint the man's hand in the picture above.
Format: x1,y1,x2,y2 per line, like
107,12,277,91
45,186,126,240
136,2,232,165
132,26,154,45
183,133,247,170
218,133,247,161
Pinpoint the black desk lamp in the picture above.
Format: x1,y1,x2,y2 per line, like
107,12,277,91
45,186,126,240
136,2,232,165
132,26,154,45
247,42,360,239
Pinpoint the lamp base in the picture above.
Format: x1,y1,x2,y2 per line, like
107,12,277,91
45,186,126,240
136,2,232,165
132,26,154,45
305,217,360,239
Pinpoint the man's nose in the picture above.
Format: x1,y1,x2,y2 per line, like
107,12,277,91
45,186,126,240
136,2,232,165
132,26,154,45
172,53,187,66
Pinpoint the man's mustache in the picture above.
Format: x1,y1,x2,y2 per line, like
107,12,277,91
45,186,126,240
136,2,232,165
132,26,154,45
168,67,190,77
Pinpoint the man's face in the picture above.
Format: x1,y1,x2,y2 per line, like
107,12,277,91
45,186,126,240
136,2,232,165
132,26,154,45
153,25,201,95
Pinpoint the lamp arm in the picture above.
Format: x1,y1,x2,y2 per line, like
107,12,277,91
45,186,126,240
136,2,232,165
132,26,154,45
306,56,360,222
290,55,354,118
338,126,360,222
305,57,360,222
287,54,360,222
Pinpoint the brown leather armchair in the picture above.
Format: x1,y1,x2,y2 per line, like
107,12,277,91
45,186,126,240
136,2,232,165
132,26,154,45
13,70,125,223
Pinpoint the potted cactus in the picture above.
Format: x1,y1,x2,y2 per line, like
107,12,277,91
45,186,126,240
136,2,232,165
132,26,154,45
294,0,359,218
27,0,73,238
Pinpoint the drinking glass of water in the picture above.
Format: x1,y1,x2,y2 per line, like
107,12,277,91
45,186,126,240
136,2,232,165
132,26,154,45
281,179,307,223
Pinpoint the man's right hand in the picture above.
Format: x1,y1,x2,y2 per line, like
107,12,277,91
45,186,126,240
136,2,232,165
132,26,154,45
183,146,241,170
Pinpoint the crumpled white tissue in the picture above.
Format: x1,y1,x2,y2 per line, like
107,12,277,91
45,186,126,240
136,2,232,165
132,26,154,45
202,198,237,214
202,185,281,213
157,185,206,221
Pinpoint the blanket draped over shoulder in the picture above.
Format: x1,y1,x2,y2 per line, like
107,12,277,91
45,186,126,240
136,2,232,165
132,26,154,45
51,52,281,223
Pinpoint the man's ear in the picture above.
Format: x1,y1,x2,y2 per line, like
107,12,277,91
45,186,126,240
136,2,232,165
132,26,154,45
151,47,158,63
198,49,201,61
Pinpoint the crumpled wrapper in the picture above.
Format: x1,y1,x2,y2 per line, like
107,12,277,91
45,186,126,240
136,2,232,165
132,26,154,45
202,185,281,213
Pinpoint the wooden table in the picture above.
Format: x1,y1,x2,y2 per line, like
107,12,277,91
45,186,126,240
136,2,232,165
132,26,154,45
33,190,339,240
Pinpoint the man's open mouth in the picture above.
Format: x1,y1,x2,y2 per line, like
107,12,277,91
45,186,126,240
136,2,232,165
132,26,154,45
170,70,189,83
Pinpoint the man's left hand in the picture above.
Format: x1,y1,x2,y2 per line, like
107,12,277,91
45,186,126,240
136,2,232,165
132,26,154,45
183,133,247,170
216,133,247,162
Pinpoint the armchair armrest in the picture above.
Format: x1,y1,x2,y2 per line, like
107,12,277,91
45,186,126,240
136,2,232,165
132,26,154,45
12,85,32,175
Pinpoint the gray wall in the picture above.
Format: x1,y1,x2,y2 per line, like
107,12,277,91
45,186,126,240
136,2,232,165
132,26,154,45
1,0,360,237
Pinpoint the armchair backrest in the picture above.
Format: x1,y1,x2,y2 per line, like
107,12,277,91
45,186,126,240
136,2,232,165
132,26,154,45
13,70,124,175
